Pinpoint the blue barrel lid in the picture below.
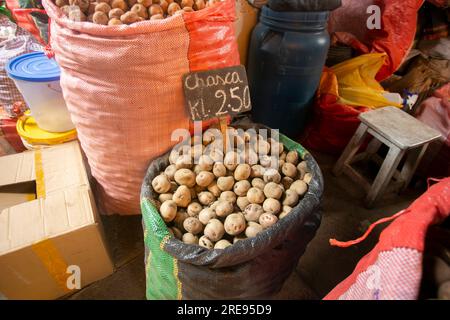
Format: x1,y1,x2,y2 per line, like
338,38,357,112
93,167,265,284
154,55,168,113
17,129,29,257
6,52,60,82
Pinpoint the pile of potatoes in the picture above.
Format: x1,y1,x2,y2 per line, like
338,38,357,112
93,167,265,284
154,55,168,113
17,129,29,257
54,0,222,25
151,128,313,250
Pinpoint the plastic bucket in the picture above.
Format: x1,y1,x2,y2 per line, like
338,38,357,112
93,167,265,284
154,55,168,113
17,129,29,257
6,52,75,133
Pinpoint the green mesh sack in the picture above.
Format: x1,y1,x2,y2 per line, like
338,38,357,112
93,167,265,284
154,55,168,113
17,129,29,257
141,122,323,300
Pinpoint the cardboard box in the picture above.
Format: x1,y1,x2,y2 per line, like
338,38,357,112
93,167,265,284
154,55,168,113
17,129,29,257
0,142,114,299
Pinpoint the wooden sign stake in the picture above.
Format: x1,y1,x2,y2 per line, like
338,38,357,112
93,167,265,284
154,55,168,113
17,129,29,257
218,117,228,150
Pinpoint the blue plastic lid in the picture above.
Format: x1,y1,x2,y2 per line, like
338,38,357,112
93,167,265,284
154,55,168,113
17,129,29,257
6,52,60,82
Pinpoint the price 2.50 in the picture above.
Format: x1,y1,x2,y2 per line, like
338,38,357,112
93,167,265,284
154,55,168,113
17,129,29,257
215,85,251,116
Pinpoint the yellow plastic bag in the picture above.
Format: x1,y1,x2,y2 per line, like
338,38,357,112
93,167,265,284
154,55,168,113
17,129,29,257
331,53,402,108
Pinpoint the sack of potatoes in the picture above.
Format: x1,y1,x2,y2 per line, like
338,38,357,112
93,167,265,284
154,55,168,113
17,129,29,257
53,0,223,25
141,122,323,299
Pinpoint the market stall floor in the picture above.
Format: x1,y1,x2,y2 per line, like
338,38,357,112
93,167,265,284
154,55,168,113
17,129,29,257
67,152,423,300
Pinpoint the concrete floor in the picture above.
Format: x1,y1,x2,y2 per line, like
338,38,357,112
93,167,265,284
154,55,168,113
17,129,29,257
68,152,423,300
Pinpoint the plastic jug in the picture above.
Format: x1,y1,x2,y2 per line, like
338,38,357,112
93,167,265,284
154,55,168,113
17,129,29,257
248,6,331,138
6,52,75,133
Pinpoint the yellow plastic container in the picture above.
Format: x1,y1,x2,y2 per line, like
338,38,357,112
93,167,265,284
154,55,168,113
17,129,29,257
16,113,77,150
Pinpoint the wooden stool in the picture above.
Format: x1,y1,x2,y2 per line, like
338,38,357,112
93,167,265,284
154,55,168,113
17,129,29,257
333,107,442,208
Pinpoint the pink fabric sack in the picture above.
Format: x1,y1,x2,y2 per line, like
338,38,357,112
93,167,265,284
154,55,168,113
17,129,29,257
42,0,240,215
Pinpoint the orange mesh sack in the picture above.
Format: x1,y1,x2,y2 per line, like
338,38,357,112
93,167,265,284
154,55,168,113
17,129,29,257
42,0,240,215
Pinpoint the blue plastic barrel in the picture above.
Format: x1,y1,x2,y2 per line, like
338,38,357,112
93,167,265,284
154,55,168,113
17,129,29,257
248,7,331,138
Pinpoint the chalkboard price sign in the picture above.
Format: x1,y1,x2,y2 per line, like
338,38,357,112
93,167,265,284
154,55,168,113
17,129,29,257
182,65,252,121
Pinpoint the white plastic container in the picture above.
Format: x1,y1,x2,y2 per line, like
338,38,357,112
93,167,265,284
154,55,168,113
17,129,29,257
6,52,75,133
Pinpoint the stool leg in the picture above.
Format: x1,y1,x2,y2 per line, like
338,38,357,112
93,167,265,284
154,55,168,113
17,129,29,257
400,144,429,191
365,145,405,208
333,124,369,176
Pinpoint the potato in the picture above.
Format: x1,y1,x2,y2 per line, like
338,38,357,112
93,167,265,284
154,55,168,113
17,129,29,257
196,171,215,188
170,227,183,240
187,202,202,217
263,182,283,200
173,210,188,231
244,204,264,222
279,206,293,219
164,165,177,181
69,0,90,11
270,139,284,155
120,11,139,24
183,217,203,235
193,165,202,175
217,176,234,192
254,139,270,155
259,213,278,229
232,181,250,197
283,189,299,207
198,155,214,172
202,129,218,146
199,208,216,225
167,2,181,15
242,147,258,166
181,0,193,8
223,151,239,171
209,200,220,211
247,187,265,204
214,239,232,250
204,219,225,242
224,213,246,236
158,193,173,203
169,149,180,165
173,185,191,208
55,0,69,7
286,151,299,165
131,3,148,18
128,0,137,6
150,13,164,19
219,191,237,204
213,163,227,178
282,162,297,179
215,201,234,218
263,198,281,215
182,233,198,245
160,200,177,222
111,0,128,11
137,0,152,7
68,8,87,21
199,236,214,249
297,161,308,173
290,180,308,197
281,177,294,190
198,191,216,206
152,174,171,194
194,0,205,10
237,196,250,212
108,17,122,24
252,178,266,191
174,169,196,188
234,164,251,181
263,169,281,184
175,154,193,169
245,222,264,238
304,173,313,185
260,155,278,168
279,159,285,172
209,148,224,163
203,182,219,198
95,2,111,13
251,165,265,178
